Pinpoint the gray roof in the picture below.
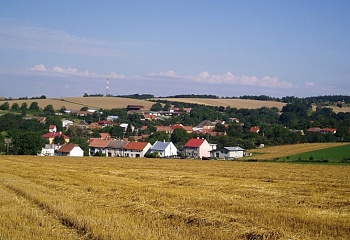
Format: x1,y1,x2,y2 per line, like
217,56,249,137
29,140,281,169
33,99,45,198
210,147,245,152
224,147,245,151
107,140,129,149
151,141,172,151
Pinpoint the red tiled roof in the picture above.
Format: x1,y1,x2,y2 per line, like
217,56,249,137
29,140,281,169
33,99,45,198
156,126,173,132
184,138,205,148
124,141,149,150
88,139,110,148
57,143,77,153
250,126,260,133
49,125,56,129
99,133,110,140
42,132,69,139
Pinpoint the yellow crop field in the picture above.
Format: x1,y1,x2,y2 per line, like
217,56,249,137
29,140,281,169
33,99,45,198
1,97,154,111
246,143,348,160
0,156,349,239
159,98,287,110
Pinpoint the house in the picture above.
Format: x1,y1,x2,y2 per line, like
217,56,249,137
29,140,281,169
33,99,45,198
39,144,60,156
307,127,337,134
57,143,84,157
149,141,178,158
42,132,69,144
140,113,158,121
250,126,260,133
196,120,216,130
62,119,74,129
37,117,46,124
88,139,110,156
98,120,114,127
123,141,152,158
182,138,212,159
126,105,144,111
156,126,173,134
49,125,57,133
106,115,119,122
210,147,245,160
171,124,193,133
320,128,337,134
106,140,129,157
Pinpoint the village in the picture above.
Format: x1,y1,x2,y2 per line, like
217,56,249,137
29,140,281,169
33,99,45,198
39,104,247,159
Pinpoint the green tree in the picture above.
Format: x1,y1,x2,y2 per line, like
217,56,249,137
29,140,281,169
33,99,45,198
43,104,55,115
148,131,170,144
171,128,190,148
11,103,19,111
0,102,9,110
162,102,171,111
29,102,40,111
150,102,162,111
53,135,65,144
0,134,5,154
59,106,67,113
20,102,28,111
12,132,46,155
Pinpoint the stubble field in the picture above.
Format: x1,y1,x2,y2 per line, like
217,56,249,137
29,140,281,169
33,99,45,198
0,156,349,239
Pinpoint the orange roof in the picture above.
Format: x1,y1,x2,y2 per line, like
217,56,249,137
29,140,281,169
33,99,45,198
57,143,77,153
250,126,260,133
124,141,150,150
88,139,110,148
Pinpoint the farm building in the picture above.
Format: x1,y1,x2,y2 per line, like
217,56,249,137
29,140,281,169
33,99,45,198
210,147,245,160
56,143,84,157
149,141,178,158
182,138,212,159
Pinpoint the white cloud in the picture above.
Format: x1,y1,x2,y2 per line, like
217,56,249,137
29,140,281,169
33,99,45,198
149,71,177,77
30,64,124,79
304,81,316,87
30,64,46,71
184,71,294,89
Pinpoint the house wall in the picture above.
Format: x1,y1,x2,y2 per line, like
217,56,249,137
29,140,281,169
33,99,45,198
124,143,152,158
69,147,84,157
199,141,211,158
211,150,244,159
183,147,200,158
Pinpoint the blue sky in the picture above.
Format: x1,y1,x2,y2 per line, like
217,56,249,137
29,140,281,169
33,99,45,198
1,1,350,98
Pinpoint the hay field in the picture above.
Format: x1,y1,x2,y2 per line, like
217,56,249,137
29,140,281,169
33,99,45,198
246,143,349,160
1,97,154,111
160,98,287,110
1,156,349,239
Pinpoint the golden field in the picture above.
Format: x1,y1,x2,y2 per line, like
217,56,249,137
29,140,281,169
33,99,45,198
0,155,349,239
2,97,350,112
160,98,287,110
1,97,154,111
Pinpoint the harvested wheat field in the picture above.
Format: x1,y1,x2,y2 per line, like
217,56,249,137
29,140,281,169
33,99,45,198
160,98,287,110
246,143,349,160
0,156,349,240
1,97,154,111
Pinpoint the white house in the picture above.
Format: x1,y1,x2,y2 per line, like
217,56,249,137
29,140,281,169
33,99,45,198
210,147,245,159
88,139,110,156
39,144,60,156
48,125,57,133
123,141,152,158
149,141,178,158
56,143,84,157
106,140,129,157
182,138,212,159
62,119,74,129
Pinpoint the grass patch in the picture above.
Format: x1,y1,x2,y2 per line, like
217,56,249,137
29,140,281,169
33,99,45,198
279,144,350,163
